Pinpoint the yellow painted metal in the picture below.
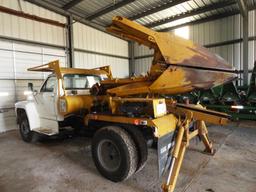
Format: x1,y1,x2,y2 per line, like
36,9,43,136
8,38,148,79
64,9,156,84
26,16,235,192
28,60,110,116
172,126,185,159
166,101,229,125
196,120,214,154
188,129,199,140
149,67,192,94
104,16,237,97
60,66,112,77
101,76,147,85
28,60,63,79
161,111,215,192
85,114,146,125
59,95,93,116
27,60,112,79
163,142,187,192
108,16,196,66
152,99,167,118
151,114,177,137
92,65,113,79
85,113,177,138
107,81,151,96
108,16,195,65
107,16,234,71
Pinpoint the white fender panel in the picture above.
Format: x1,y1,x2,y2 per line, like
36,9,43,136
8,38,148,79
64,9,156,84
15,101,40,130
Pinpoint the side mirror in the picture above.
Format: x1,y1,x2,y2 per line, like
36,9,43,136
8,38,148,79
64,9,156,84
33,90,38,95
28,83,33,91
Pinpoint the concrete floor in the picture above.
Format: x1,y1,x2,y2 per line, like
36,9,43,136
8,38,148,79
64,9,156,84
0,123,256,192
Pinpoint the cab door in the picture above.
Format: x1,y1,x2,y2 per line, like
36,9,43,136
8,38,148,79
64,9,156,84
34,76,59,134
36,76,58,119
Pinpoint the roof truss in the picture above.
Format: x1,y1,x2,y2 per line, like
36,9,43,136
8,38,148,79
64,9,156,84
146,0,236,28
86,0,135,20
63,0,84,10
129,0,189,20
236,0,248,17
159,10,240,32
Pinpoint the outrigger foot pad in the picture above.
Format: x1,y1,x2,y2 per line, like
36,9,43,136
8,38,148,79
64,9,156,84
203,148,216,156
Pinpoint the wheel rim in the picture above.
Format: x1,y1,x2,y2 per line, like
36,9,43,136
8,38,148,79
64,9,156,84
21,120,30,135
97,139,121,172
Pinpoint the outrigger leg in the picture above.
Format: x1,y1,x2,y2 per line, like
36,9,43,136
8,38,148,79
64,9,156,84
197,120,215,155
161,120,214,192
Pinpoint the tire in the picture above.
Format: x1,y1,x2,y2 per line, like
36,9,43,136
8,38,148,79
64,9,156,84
122,126,148,173
19,112,33,142
92,126,138,182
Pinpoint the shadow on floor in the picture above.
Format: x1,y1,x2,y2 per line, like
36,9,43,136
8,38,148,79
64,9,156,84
0,124,255,192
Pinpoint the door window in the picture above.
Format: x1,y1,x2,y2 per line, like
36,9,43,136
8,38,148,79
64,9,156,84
40,76,56,92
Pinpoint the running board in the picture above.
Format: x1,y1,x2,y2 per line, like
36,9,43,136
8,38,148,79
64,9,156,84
32,118,59,136
33,127,58,136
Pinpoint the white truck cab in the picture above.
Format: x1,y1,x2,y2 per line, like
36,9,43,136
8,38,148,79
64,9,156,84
15,60,110,142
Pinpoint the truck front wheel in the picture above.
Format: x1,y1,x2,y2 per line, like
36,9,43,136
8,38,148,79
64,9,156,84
92,126,138,182
19,112,33,142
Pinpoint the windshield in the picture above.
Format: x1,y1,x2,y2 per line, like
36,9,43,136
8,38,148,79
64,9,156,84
63,74,100,90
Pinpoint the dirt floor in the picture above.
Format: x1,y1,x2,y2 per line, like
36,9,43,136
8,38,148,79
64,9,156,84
0,122,256,192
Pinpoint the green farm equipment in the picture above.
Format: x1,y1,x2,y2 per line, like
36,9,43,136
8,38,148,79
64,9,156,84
174,61,256,120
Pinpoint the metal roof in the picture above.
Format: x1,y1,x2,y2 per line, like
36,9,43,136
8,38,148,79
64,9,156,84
25,0,256,32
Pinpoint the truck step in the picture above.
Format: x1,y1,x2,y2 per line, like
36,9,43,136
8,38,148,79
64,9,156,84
33,128,58,136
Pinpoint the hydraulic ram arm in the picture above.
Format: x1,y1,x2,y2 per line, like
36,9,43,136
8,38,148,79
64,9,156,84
107,16,158,49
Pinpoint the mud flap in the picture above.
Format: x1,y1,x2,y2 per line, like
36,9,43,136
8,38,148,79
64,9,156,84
157,131,175,177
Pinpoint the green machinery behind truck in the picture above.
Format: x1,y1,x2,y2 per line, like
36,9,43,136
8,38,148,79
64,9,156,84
174,61,256,120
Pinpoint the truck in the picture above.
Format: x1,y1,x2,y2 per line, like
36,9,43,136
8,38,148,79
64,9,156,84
15,16,237,192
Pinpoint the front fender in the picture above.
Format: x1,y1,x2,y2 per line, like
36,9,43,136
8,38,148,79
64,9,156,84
15,101,40,130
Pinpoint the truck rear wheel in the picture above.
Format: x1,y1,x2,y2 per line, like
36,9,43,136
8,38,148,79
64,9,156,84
19,112,33,142
92,126,138,182
122,125,148,173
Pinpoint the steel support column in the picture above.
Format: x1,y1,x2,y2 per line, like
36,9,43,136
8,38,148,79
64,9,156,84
128,41,135,76
237,0,249,85
242,12,249,85
67,15,74,68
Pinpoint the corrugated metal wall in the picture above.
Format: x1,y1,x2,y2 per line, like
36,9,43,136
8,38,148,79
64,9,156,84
0,0,129,133
190,14,243,84
0,40,66,133
0,0,66,46
0,0,67,133
249,9,256,79
134,45,153,75
73,22,129,78
134,10,256,85
190,12,256,85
